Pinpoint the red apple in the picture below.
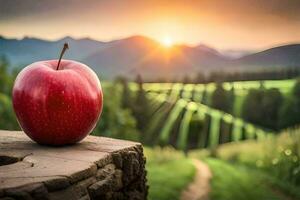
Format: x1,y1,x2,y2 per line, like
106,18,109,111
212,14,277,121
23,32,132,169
12,43,103,145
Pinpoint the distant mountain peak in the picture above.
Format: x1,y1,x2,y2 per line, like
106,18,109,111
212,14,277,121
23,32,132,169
109,35,160,50
195,44,220,55
119,35,158,44
221,49,254,59
58,36,76,42
23,36,36,40
78,37,95,41
21,36,51,42
124,35,153,41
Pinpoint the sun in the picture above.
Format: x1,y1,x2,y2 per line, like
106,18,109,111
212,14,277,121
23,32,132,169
161,36,174,47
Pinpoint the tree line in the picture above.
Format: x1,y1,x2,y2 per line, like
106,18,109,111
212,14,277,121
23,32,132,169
210,80,300,131
148,68,300,83
0,57,19,130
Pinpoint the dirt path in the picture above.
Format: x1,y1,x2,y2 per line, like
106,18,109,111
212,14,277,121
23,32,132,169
180,159,212,200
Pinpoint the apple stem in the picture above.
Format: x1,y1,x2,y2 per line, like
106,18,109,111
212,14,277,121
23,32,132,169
56,43,69,70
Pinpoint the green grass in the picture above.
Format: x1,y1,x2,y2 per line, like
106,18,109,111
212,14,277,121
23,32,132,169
142,79,300,200
178,106,195,149
159,100,186,143
189,128,300,200
195,128,300,200
232,90,246,117
144,79,297,116
147,90,270,148
205,158,283,200
144,147,196,200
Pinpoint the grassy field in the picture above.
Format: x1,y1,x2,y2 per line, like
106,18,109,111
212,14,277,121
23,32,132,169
203,156,300,200
143,78,296,108
145,86,271,149
144,141,300,200
144,147,196,200
205,158,282,200
120,79,300,200
189,127,300,200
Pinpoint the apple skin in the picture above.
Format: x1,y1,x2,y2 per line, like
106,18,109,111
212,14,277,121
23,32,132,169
12,59,103,145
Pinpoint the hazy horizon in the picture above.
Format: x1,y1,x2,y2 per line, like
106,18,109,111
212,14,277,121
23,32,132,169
2,33,300,52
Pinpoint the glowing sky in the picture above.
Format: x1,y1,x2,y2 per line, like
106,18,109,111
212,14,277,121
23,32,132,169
0,0,300,50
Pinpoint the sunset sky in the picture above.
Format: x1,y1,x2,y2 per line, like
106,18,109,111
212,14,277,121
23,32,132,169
0,0,300,50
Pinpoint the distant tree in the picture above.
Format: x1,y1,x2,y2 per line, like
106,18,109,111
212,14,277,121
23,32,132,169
219,118,232,144
201,86,208,104
242,88,283,130
0,57,13,95
93,83,139,141
0,93,19,130
259,81,265,89
279,79,300,129
182,75,191,84
194,72,205,83
211,83,232,113
261,88,283,130
143,68,300,83
198,68,300,84
279,98,300,129
187,113,204,150
292,79,300,98
0,57,20,130
117,76,132,109
242,89,263,125
132,75,151,138
228,86,235,114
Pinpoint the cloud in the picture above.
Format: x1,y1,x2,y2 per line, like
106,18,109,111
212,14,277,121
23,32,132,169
1,0,300,21
0,0,84,20
0,0,299,49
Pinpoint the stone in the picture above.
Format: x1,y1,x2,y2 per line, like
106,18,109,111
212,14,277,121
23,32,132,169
0,130,147,200
43,177,70,192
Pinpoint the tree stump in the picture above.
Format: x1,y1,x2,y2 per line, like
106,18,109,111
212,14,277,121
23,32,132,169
0,130,147,200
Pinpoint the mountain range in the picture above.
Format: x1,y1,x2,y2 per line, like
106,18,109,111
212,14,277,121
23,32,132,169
0,35,300,80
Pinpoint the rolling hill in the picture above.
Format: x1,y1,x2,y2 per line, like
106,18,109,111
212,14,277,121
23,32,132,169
84,36,228,79
0,36,106,66
234,44,300,68
0,35,299,80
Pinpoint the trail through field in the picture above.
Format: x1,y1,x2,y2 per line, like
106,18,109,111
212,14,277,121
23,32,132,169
180,159,212,200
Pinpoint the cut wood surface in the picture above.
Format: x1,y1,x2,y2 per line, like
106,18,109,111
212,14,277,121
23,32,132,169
0,130,147,200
